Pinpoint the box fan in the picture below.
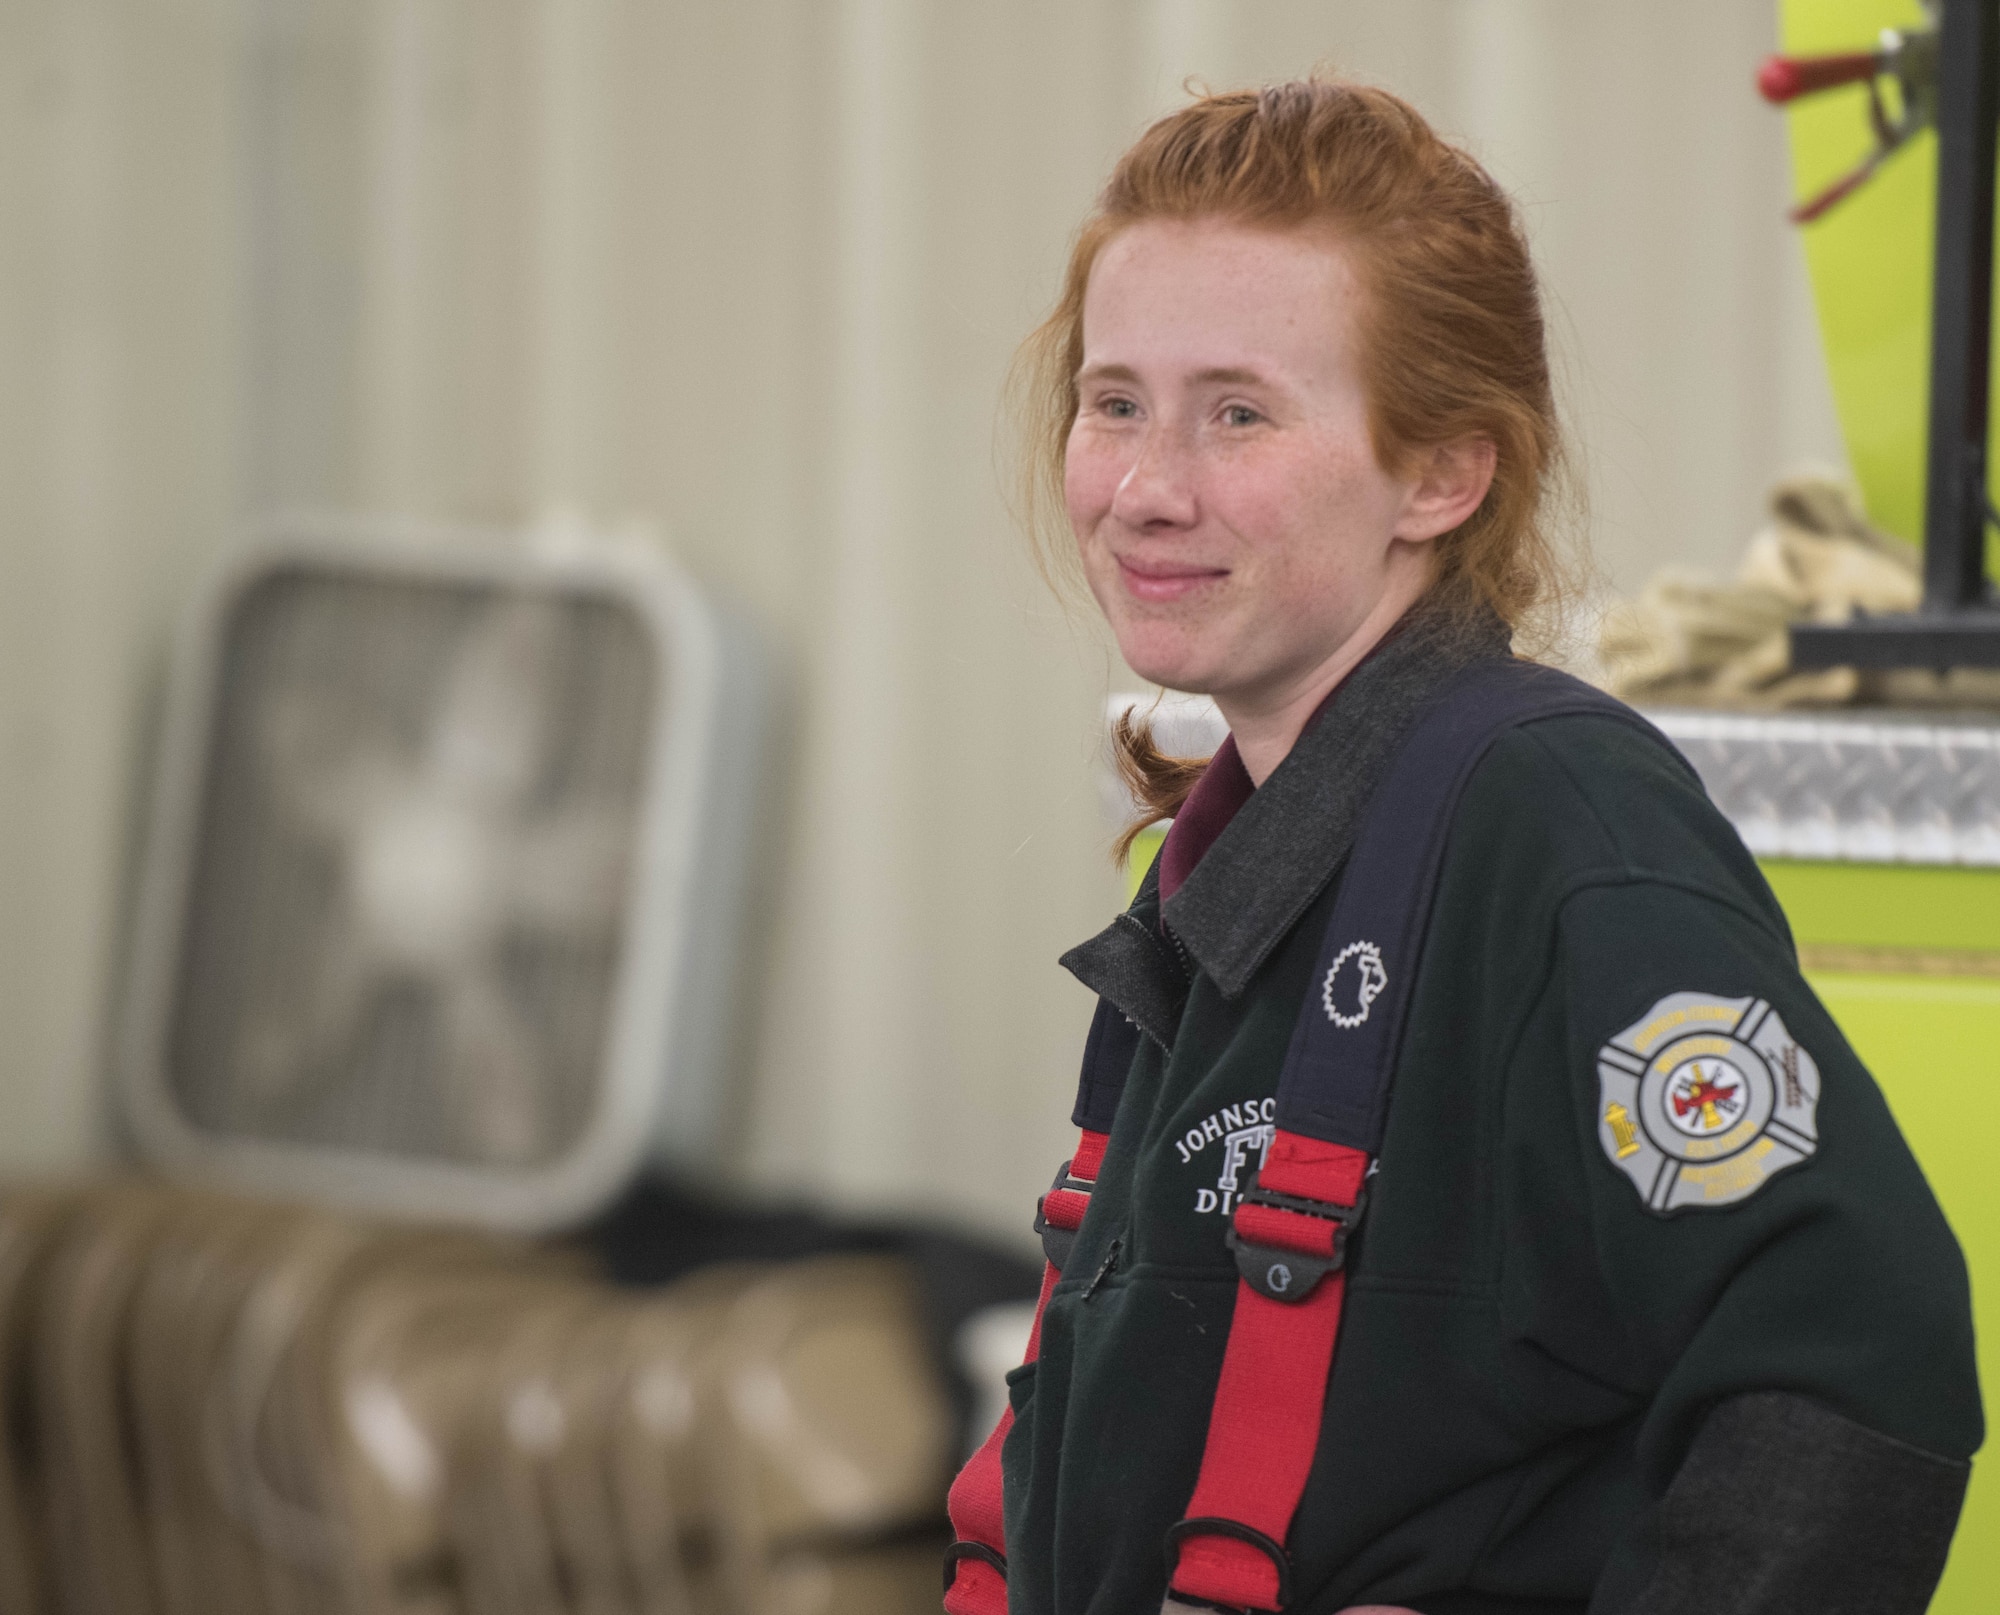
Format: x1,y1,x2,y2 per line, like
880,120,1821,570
118,518,762,1231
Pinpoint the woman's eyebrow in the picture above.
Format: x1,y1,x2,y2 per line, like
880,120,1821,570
1074,363,1274,387
1076,361,1141,385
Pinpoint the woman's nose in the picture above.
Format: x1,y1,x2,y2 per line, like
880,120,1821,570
1110,429,1198,530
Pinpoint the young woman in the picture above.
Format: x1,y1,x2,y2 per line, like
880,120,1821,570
944,80,1979,1615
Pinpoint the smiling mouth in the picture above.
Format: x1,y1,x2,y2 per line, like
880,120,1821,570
1116,556,1228,603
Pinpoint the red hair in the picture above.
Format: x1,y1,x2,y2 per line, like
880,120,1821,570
1012,79,1575,853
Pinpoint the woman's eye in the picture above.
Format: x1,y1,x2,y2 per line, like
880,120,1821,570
1100,397,1139,419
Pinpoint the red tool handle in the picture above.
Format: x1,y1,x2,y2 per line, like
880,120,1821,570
1758,51,1882,103
1790,154,1883,224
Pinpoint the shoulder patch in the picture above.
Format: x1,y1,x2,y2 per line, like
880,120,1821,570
1596,991,1820,1214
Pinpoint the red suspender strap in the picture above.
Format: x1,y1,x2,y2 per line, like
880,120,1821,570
1166,1133,1367,1611
942,1260,1052,1615
944,1127,1110,1614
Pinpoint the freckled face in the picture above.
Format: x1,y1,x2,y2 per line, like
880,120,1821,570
1065,218,1429,707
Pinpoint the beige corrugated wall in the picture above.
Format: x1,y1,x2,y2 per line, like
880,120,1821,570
0,0,1843,1242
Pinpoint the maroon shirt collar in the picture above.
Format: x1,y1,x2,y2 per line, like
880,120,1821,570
1158,733,1255,903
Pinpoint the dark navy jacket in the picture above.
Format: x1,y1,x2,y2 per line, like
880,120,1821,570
1002,607,1979,1615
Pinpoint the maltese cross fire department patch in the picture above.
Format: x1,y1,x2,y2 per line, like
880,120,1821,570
1596,991,1820,1215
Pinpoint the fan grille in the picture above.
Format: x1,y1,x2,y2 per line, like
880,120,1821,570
165,566,658,1169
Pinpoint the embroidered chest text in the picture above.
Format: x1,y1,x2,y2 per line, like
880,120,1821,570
1173,1098,1278,1214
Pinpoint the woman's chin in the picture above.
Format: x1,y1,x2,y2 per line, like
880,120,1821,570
1111,632,1228,697
1119,655,1219,696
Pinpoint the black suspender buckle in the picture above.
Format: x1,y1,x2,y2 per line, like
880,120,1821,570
1033,1157,1095,1272
1223,1173,1366,1304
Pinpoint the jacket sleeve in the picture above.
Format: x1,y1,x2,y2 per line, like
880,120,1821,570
1595,1391,1966,1615
1534,877,1980,1615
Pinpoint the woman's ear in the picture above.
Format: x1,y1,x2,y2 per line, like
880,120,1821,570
1395,436,1497,543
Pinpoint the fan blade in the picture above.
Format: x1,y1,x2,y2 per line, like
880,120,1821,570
499,805,631,937
255,686,413,843
227,903,382,1125
438,975,554,1166
424,601,564,809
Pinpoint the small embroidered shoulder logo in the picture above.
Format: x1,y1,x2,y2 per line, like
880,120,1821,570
1323,940,1388,1028
1595,991,1820,1214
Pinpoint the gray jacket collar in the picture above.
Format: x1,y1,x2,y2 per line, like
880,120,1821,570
1061,604,1513,1042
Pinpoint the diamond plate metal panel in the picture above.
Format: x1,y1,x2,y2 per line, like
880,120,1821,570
1100,695,2000,866
1646,709,2000,866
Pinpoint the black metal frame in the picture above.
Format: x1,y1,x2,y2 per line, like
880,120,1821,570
1791,0,2000,670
